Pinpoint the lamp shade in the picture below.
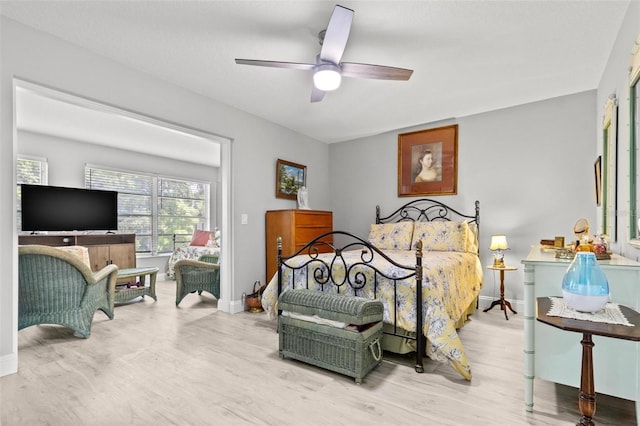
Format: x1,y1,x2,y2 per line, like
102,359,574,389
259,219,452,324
489,235,508,251
313,64,341,91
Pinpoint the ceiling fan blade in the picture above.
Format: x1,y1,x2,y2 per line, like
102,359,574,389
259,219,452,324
341,62,414,80
236,5,409,101
235,59,315,71
319,5,354,65
310,87,326,103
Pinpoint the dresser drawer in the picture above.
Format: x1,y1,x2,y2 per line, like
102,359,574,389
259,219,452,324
294,211,332,227
295,227,332,245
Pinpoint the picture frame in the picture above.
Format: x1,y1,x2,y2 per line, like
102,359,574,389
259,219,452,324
276,159,306,200
398,124,458,197
594,156,602,206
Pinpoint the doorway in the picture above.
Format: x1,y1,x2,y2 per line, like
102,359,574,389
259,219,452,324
13,79,233,311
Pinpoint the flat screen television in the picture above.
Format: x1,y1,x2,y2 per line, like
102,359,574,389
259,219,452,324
21,184,118,232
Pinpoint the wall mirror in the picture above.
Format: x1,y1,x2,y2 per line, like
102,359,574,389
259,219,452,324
601,94,617,241
629,35,640,243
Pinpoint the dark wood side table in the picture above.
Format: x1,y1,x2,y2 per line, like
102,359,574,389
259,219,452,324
536,297,640,426
484,265,517,320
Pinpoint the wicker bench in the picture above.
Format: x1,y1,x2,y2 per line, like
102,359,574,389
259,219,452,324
278,289,384,384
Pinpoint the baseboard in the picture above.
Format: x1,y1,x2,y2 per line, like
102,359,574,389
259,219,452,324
229,298,247,314
477,295,524,314
0,352,17,377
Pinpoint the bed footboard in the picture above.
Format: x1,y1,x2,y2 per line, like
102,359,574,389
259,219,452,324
276,230,426,373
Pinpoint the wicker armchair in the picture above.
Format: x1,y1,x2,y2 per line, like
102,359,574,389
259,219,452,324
18,245,119,338
174,254,220,306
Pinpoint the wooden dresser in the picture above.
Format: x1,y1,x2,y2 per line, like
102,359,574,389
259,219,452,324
265,209,333,280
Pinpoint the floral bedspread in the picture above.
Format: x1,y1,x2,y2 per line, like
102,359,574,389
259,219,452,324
166,246,221,279
261,249,483,380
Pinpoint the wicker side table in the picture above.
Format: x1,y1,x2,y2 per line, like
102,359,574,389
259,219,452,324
115,267,159,303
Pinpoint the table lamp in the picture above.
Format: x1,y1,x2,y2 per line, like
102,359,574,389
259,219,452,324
489,234,508,267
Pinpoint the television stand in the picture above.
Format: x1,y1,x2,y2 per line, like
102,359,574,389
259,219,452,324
18,233,136,271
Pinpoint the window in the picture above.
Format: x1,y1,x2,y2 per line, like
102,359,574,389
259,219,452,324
85,165,209,254
632,83,639,238
629,34,640,241
16,156,48,230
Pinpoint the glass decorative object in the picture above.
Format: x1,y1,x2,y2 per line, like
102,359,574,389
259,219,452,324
562,251,610,312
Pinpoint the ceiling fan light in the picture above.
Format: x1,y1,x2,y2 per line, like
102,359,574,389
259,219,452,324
313,64,341,91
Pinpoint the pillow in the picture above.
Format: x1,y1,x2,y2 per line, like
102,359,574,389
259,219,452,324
412,221,471,252
465,222,479,254
368,222,414,250
190,229,213,246
55,245,92,268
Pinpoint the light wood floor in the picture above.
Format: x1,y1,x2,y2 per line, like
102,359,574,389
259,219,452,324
2,280,636,425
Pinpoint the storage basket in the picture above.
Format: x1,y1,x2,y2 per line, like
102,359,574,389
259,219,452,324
278,289,383,384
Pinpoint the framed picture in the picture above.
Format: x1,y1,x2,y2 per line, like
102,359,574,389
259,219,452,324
594,156,602,206
276,159,306,200
398,124,458,196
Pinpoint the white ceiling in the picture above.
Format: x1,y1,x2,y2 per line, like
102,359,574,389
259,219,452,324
1,1,632,146
15,84,222,167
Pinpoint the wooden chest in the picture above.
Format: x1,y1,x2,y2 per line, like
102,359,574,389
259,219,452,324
278,289,384,384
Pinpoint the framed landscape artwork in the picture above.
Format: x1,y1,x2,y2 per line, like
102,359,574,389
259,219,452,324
398,124,458,196
276,159,306,200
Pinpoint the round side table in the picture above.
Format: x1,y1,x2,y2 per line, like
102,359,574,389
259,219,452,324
484,265,517,320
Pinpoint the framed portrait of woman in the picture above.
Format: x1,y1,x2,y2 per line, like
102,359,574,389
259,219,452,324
398,124,458,196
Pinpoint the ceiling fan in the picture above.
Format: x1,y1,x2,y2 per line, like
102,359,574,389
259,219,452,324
235,4,413,103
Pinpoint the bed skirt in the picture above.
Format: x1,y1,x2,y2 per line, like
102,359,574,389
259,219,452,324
381,297,477,353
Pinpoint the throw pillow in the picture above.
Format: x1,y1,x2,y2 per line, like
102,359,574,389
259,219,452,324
55,245,92,268
412,221,469,252
191,229,213,246
465,222,479,254
368,222,414,250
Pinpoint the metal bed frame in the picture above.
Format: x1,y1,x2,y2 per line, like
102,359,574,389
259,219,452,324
276,198,480,374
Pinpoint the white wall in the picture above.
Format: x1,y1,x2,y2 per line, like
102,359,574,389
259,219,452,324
1,17,331,376
329,91,597,305
597,1,640,260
